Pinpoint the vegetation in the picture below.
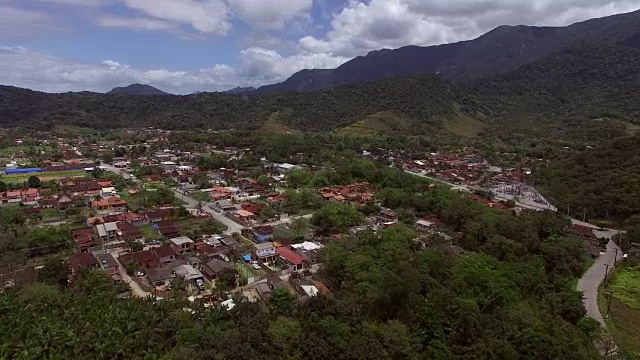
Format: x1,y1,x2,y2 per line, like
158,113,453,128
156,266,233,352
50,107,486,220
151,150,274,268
0,206,604,359
601,256,640,357
536,133,640,223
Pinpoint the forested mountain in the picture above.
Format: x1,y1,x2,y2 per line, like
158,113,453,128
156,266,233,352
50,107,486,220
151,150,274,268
536,133,640,223
108,84,171,96
253,9,640,93
0,75,478,133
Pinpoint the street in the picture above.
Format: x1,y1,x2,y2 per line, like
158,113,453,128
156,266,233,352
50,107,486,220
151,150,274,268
108,249,152,298
577,240,623,326
171,189,245,234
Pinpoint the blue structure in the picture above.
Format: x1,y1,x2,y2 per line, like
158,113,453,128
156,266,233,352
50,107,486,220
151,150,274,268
4,168,42,175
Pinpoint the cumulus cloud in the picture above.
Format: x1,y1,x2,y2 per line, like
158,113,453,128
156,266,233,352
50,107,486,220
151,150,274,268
122,0,231,34
0,46,348,94
300,0,640,57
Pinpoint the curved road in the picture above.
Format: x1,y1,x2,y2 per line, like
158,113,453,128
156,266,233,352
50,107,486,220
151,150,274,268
578,240,623,326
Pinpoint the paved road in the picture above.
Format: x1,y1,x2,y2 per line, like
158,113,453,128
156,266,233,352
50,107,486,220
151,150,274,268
108,249,152,298
577,240,623,326
171,189,245,234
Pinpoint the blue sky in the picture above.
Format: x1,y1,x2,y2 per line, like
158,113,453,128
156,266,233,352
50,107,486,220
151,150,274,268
1,0,639,94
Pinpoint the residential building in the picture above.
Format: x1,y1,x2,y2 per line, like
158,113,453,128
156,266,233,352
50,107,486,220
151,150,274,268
253,225,274,243
415,219,435,233
169,236,195,255
378,208,399,223
201,259,235,280
173,264,205,288
253,242,277,263
154,245,177,265
276,246,305,272
95,222,119,242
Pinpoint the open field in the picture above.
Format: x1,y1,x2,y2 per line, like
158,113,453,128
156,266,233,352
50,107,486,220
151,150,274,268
187,191,211,202
599,265,640,356
2,170,87,183
235,262,258,280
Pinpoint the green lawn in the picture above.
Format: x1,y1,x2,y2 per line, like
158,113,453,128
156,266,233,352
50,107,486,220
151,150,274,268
187,191,211,202
599,265,640,356
42,208,61,219
3,170,87,184
140,224,161,242
235,262,258,280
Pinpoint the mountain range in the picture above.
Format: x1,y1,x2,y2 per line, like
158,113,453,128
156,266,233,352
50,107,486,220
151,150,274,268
1,9,640,141
251,9,640,94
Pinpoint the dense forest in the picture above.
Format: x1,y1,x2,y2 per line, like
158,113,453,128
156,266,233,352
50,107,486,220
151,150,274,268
537,133,640,224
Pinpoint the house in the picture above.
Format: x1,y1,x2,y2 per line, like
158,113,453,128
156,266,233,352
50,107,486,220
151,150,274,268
235,209,256,222
276,246,305,272
213,199,236,212
92,196,128,214
94,252,120,278
274,163,298,173
95,222,119,242
129,250,159,269
57,195,74,210
123,212,144,226
147,267,175,287
69,252,100,275
154,245,177,265
220,235,241,249
202,259,235,280
291,242,323,267
238,178,265,195
253,242,277,263
169,236,195,255
173,264,205,288
72,228,96,252
39,198,57,209
256,282,272,299
415,219,435,233
253,225,274,243
378,208,398,223
117,222,144,242
101,187,117,197
143,208,174,224
155,220,181,239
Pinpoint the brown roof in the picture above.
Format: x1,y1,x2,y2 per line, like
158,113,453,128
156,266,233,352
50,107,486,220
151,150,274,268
69,252,99,270
154,245,176,258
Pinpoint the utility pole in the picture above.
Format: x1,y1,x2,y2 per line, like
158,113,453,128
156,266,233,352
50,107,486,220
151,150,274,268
614,248,618,267
604,263,610,288
567,205,570,217
583,208,586,223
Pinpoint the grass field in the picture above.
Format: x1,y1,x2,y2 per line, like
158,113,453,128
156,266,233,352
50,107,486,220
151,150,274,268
235,262,258,280
187,191,211,202
600,265,640,356
2,170,87,184
140,224,161,242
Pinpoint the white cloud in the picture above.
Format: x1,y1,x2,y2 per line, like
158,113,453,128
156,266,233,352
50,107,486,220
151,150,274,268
123,0,231,34
229,0,313,29
98,15,176,31
300,0,640,58
239,46,349,80
0,45,348,94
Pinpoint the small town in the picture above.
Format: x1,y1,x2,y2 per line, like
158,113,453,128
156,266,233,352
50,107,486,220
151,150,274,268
0,129,622,311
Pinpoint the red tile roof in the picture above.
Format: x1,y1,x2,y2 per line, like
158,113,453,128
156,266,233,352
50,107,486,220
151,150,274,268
277,246,304,265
